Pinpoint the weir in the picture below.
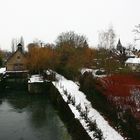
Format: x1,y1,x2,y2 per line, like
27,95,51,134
0,71,28,90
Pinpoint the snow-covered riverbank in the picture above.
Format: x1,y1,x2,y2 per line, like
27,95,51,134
52,72,124,140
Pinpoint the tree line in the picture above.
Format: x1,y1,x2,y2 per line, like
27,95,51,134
0,26,135,79
25,30,129,80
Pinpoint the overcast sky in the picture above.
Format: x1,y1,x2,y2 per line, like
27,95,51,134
0,0,140,50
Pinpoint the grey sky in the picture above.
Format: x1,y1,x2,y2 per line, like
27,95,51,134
0,0,140,50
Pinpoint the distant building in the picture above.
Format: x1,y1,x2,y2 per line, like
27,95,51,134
6,43,27,71
116,39,135,59
116,39,123,51
125,58,140,70
116,39,126,54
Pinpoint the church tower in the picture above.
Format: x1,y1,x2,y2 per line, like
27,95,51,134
17,43,23,53
116,39,123,51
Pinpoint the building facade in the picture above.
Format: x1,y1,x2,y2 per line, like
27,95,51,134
6,44,27,71
125,58,140,71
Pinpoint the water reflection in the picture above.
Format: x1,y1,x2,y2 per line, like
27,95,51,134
0,91,72,140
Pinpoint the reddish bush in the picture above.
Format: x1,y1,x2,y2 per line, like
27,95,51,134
97,74,140,130
98,74,140,96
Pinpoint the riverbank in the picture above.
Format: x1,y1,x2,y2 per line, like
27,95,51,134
52,72,124,140
47,82,92,140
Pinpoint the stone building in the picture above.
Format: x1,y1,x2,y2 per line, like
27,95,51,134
6,43,27,71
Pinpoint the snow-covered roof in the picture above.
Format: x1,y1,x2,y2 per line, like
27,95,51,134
28,75,43,83
126,58,140,64
125,50,135,57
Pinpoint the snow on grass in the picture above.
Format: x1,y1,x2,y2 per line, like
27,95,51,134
53,72,124,140
0,67,6,74
28,75,44,83
81,68,107,78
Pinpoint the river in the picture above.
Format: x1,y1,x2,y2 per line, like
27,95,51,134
0,90,72,140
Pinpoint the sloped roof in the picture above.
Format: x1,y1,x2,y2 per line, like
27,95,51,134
6,47,25,63
126,58,140,64
125,50,136,57
17,43,22,47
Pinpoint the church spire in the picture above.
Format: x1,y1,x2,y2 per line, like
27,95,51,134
17,43,23,52
116,39,123,51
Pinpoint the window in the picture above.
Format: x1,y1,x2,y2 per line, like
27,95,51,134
17,56,20,59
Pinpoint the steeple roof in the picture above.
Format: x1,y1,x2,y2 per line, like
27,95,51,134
117,39,123,51
17,43,23,52
118,39,122,46
17,43,22,47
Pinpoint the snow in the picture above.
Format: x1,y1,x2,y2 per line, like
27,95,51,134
0,67,6,74
28,75,44,83
125,50,136,58
126,58,140,64
81,68,107,78
45,69,53,75
52,72,124,140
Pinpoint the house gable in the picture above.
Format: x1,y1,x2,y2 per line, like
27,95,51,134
6,48,27,71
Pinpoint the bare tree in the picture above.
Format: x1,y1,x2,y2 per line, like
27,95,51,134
32,38,46,47
11,39,15,53
20,36,24,46
98,30,108,49
19,36,25,52
108,26,116,49
11,38,18,52
98,26,116,50
133,24,140,42
56,31,88,48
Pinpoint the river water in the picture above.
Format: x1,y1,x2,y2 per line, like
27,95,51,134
0,91,72,140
